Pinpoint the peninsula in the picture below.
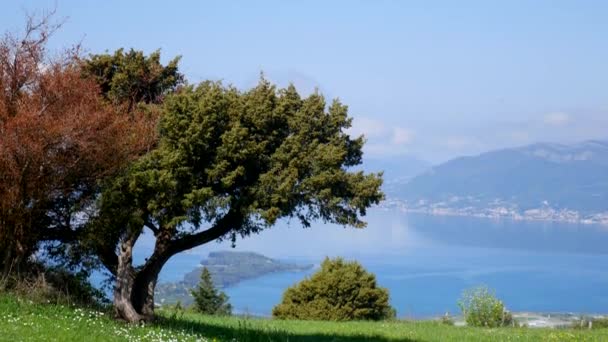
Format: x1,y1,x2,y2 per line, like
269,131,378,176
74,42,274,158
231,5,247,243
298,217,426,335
156,251,313,305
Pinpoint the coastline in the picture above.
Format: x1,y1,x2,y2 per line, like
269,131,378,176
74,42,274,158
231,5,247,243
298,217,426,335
380,199,608,226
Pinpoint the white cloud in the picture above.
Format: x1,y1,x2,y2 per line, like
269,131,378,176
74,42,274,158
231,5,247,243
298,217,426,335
543,112,571,126
363,143,409,158
347,117,387,139
347,118,415,157
392,127,414,145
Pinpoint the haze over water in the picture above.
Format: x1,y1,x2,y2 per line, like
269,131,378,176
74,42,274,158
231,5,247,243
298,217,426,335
148,209,608,318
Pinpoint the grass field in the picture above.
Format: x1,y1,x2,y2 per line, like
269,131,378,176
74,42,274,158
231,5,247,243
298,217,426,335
1,294,608,341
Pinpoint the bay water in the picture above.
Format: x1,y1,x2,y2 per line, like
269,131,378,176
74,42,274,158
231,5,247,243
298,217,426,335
132,209,608,318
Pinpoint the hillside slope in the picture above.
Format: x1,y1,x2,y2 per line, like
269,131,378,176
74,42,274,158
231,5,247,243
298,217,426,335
2,293,607,342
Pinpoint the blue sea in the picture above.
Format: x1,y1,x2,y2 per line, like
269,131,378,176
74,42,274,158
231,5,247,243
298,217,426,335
129,209,608,318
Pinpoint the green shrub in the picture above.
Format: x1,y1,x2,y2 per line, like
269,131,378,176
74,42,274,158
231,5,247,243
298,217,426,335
190,267,232,315
572,317,608,329
441,312,455,325
272,257,395,321
169,300,186,320
458,286,514,328
590,317,608,329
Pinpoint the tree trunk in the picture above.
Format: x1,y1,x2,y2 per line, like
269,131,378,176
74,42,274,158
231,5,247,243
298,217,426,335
131,233,173,320
1,240,25,285
111,213,239,322
0,247,13,287
113,231,171,322
1,221,27,282
113,236,143,323
131,262,163,320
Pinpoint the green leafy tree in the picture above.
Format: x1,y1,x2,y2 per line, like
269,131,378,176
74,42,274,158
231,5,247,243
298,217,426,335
92,79,384,322
82,48,183,112
190,267,232,315
272,257,395,321
458,286,514,327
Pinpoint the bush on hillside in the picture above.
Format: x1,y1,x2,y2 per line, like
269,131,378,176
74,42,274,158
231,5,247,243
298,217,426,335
272,257,395,321
458,286,514,327
1,262,107,308
190,267,232,315
572,316,608,329
441,312,455,325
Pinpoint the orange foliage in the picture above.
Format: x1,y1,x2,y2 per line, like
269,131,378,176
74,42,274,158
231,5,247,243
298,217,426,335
0,14,157,271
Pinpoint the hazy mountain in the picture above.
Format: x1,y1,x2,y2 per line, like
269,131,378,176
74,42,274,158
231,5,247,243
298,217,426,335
361,155,431,183
357,155,432,198
397,140,608,215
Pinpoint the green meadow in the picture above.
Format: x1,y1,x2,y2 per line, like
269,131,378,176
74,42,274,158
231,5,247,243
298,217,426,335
2,294,608,342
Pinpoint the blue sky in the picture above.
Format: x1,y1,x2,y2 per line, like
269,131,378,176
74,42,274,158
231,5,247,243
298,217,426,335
2,0,608,162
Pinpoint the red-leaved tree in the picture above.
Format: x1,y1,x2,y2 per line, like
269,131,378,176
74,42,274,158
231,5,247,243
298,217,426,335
0,12,157,279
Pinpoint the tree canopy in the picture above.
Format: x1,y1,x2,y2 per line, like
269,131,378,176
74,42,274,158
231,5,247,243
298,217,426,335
82,48,183,112
94,79,384,322
103,79,382,240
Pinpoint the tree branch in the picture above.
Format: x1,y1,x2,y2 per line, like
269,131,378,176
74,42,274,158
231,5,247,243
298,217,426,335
132,209,242,289
132,211,243,287
97,247,118,276
143,218,159,235
40,226,76,242
167,209,243,256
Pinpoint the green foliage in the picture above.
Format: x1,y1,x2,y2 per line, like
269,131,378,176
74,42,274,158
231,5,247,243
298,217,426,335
94,78,384,255
90,75,383,321
272,257,395,321
190,267,232,316
3,263,107,308
83,48,183,109
92,78,383,306
101,78,383,235
572,316,608,329
458,286,514,328
589,317,608,329
169,300,185,321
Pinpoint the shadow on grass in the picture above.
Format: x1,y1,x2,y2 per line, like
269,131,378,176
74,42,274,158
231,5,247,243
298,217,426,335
154,315,419,342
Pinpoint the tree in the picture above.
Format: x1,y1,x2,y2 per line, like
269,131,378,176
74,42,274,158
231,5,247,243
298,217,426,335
53,48,183,275
93,79,384,322
272,257,395,321
82,48,182,112
190,267,232,315
0,13,157,280
458,286,514,327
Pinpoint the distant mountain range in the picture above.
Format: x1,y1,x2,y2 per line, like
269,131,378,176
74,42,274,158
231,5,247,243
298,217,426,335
383,140,608,224
361,155,431,184
358,155,431,197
